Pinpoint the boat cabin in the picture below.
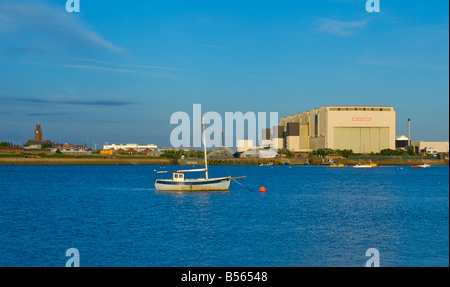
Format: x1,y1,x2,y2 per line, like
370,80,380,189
173,172,185,182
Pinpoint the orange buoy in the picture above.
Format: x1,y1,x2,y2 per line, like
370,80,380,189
259,187,266,193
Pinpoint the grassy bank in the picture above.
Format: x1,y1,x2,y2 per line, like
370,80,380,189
0,155,448,166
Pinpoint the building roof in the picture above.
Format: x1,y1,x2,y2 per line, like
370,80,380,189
281,105,395,119
396,135,409,141
208,147,235,159
322,105,393,108
242,149,278,155
242,149,260,155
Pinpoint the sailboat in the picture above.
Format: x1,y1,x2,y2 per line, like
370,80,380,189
155,115,240,192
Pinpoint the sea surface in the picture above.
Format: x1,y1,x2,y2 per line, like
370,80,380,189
0,165,448,267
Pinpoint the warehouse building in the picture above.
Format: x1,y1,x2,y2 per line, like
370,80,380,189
412,141,449,155
276,106,396,154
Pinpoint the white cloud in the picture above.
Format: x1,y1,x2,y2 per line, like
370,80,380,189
67,58,188,72
61,63,185,81
0,1,123,53
62,64,137,74
316,18,369,36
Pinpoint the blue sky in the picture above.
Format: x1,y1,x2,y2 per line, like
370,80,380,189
0,0,448,147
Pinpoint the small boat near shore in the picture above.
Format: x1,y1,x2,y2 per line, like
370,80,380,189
412,164,431,169
330,164,345,167
155,170,232,191
321,159,334,165
259,162,274,166
353,161,377,168
353,164,373,168
155,115,244,192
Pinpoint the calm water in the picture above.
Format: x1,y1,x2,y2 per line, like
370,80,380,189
0,165,448,267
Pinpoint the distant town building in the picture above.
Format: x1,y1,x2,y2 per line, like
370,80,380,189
24,124,46,148
159,147,194,152
148,150,162,157
61,143,89,150
59,148,92,155
34,124,43,142
103,143,157,152
24,139,53,150
125,148,138,155
141,148,152,154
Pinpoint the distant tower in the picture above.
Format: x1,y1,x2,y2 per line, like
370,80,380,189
408,118,411,148
35,124,43,142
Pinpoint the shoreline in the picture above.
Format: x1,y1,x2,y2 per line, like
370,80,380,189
0,156,448,166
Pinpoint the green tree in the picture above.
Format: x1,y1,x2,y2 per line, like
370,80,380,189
335,149,354,157
0,142,13,148
312,148,334,157
41,143,53,149
0,142,21,148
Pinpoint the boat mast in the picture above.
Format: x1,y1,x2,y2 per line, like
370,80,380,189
202,114,209,179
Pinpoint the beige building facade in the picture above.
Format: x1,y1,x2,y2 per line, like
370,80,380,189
412,141,449,154
237,139,255,153
277,106,396,154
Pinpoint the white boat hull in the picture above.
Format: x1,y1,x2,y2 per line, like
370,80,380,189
412,164,431,168
155,177,231,192
353,165,373,168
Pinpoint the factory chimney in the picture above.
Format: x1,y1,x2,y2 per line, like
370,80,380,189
408,118,411,147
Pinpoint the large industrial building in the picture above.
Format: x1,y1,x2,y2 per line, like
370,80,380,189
273,105,396,154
